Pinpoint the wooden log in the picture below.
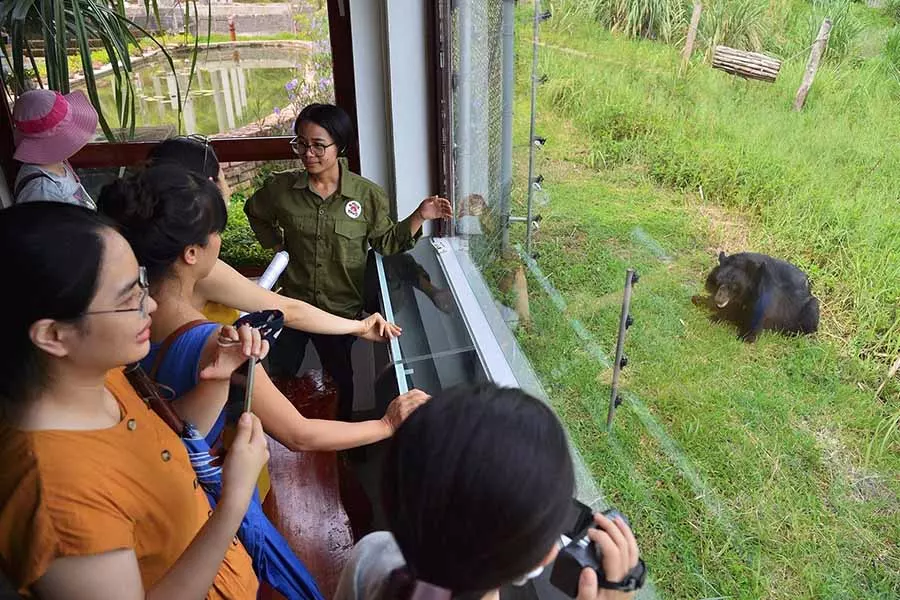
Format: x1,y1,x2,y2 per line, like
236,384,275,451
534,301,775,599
712,45,782,82
713,48,780,65
714,60,779,74
713,47,782,69
793,18,832,111
682,3,703,64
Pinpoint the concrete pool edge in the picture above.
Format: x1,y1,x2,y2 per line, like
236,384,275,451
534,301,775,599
69,39,315,87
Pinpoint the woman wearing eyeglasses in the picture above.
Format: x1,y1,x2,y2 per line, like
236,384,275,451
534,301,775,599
243,104,452,421
147,135,404,350
0,203,265,599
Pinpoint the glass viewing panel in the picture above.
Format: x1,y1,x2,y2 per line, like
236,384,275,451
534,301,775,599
376,238,489,395
57,2,334,141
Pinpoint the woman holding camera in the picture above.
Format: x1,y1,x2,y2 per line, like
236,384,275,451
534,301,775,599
334,384,643,600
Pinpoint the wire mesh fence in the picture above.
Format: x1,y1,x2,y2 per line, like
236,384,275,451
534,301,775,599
450,0,509,264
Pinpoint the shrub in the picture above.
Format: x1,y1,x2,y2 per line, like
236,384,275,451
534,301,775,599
808,0,862,62
565,0,688,43
220,192,275,268
882,26,900,74
700,0,767,54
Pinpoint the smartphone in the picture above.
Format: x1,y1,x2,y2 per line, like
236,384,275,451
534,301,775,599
224,358,254,439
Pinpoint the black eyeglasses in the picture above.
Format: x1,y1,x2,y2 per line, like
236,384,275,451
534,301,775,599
83,267,150,318
290,137,335,157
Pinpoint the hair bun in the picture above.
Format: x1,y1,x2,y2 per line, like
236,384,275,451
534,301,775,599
98,172,159,229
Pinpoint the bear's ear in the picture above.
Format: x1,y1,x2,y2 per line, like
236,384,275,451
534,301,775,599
718,251,727,265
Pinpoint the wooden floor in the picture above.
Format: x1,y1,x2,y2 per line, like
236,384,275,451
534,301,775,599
260,372,357,600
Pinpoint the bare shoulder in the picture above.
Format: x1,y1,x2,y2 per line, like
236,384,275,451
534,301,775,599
197,260,288,319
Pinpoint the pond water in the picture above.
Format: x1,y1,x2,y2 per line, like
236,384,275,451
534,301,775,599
87,44,328,139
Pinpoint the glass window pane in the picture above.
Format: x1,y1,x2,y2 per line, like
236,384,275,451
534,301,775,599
11,3,334,143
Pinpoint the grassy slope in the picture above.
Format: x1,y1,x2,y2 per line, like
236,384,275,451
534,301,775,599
534,15,900,360
504,13,900,600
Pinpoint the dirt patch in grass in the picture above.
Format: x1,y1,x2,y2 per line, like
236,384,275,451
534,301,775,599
808,422,898,506
691,200,755,256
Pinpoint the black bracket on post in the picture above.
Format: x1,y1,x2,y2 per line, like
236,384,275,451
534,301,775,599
607,268,638,431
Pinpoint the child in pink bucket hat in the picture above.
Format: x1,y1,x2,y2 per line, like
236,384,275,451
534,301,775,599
12,89,98,208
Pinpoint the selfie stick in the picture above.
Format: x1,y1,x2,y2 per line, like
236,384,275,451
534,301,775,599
244,356,257,413
239,251,287,413
607,268,638,431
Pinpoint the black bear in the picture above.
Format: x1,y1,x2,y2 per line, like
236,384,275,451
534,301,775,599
692,252,820,342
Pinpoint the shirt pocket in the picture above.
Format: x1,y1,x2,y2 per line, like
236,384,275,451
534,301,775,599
332,220,368,265
282,215,311,253
281,214,306,239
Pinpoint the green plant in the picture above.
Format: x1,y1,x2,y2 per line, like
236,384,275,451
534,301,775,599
220,192,275,268
882,26,900,73
700,0,767,54
883,0,900,22
809,0,863,62
562,0,688,43
288,2,335,106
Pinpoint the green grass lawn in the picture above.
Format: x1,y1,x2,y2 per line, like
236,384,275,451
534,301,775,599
498,10,900,600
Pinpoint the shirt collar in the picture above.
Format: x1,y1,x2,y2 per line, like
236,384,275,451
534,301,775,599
293,158,363,199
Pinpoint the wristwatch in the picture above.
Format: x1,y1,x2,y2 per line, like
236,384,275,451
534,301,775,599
597,559,647,592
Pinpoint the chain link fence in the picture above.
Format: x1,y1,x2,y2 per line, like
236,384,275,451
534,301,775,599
451,0,508,262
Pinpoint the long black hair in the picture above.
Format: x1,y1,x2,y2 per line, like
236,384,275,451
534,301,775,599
148,136,221,180
382,384,576,598
0,203,111,412
98,164,227,282
294,103,355,156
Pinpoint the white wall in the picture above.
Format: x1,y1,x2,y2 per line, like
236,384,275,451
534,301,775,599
349,0,393,198
350,0,434,228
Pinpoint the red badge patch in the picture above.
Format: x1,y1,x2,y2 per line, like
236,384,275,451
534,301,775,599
345,200,362,219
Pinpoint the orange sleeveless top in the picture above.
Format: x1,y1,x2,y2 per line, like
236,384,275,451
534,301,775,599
0,368,258,598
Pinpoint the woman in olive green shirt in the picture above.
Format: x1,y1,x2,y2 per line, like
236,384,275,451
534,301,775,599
245,103,451,420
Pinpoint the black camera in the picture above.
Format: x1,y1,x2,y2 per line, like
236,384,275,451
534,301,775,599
550,501,647,598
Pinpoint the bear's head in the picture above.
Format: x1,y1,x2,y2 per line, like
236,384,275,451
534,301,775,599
705,252,762,309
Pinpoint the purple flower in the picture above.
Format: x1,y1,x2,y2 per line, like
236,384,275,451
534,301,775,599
285,78,298,91
274,106,281,115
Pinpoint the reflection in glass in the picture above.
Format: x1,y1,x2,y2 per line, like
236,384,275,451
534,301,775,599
78,45,333,139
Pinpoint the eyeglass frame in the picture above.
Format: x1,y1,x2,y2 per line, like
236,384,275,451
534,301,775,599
289,137,335,158
82,267,151,318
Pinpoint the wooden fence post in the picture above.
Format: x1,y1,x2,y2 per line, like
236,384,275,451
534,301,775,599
793,18,832,111
682,3,703,64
